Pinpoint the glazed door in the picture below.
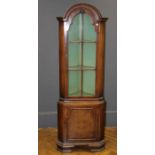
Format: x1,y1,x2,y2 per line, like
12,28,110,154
68,13,97,97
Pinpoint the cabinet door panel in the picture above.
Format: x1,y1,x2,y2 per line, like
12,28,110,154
67,108,95,140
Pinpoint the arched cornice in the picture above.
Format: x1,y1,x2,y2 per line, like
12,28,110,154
57,3,107,24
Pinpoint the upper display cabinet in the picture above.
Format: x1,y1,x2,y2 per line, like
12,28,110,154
57,3,107,100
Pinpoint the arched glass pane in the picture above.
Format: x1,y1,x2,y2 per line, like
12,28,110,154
68,13,96,97
83,14,96,41
68,13,82,41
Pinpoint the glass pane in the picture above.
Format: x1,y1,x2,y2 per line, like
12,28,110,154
83,14,96,41
68,14,82,41
83,43,96,68
68,43,81,67
83,71,95,96
68,71,81,96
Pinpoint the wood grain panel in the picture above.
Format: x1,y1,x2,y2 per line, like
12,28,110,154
67,108,95,140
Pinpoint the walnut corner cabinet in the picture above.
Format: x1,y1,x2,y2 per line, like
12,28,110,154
56,3,108,152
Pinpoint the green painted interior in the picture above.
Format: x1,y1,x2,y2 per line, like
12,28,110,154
83,14,96,41
68,13,82,41
83,71,96,96
68,71,81,96
83,43,96,67
68,13,96,97
68,43,81,67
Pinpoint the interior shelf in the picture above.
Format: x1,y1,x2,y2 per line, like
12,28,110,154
69,90,95,96
68,65,96,71
69,40,96,43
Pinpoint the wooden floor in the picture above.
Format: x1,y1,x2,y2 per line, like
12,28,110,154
38,127,117,155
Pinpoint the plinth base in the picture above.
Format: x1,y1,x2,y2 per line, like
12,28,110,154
57,140,105,152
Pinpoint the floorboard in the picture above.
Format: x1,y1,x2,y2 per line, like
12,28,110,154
38,127,117,155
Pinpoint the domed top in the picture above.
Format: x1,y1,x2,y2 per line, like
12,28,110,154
57,3,107,23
